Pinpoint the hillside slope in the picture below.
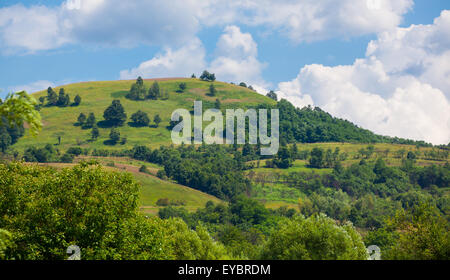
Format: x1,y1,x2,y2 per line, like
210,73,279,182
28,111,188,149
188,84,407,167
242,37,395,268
9,77,431,153
14,78,275,151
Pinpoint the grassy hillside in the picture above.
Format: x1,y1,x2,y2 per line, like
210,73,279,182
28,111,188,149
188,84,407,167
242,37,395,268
14,78,275,151
34,158,223,215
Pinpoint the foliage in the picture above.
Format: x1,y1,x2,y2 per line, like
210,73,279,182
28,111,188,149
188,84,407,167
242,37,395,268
83,113,96,129
259,214,368,260
266,90,277,101
200,70,216,82
366,204,450,260
73,95,82,106
103,100,127,126
208,84,217,96
126,77,147,100
130,110,150,127
0,91,41,136
109,128,121,144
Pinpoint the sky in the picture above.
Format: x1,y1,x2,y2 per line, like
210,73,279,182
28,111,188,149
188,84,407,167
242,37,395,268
0,0,449,144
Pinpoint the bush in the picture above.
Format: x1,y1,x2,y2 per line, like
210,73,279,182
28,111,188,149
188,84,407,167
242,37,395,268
156,169,167,179
139,165,148,173
109,128,120,144
130,110,150,127
67,146,83,156
156,198,170,206
60,153,75,163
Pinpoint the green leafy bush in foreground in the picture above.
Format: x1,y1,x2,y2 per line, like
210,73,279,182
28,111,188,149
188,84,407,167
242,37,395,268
0,162,228,260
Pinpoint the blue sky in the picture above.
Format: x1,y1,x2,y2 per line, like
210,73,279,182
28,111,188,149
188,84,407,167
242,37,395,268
0,0,449,144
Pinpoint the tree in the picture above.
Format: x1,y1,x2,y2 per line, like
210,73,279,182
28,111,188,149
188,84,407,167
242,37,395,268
0,91,41,136
407,151,416,160
57,88,70,107
291,142,298,159
154,114,162,127
131,110,150,127
215,98,221,109
0,127,11,153
200,70,216,82
73,95,82,106
127,77,147,100
191,73,196,78
46,87,58,106
109,128,120,144
260,214,367,260
84,112,96,129
148,82,161,99
239,82,247,88
103,100,127,126
266,90,277,101
367,204,450,260
77,113,87,125
179,83,187,92
273,146,293,169
208,84,217,96
91,126,99,140
309,147,324,168
38,96,45,105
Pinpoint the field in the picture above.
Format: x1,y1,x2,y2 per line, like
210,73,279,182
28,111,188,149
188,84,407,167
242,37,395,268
245,142,448,209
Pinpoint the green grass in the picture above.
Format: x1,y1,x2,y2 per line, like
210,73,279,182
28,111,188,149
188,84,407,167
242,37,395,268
135,173,223,215
16,78,275,152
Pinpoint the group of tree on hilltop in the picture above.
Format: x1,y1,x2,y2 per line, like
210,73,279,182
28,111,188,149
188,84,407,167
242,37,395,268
40,87,81,108
126,77,168,101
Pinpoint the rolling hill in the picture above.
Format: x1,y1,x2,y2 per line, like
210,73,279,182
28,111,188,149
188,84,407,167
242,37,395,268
14,78,275,151
4,77,448,214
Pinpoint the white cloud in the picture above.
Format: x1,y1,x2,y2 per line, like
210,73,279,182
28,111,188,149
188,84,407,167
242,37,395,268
119,39,206,79
0,0,201,53
0,0,414,53
0,5,71,53
210,26,268,91
197,0,413,43
276,11,450,144
120,26,270,93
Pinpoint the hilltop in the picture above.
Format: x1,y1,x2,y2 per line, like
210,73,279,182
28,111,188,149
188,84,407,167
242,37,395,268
9,77,431,153
13,78,275,151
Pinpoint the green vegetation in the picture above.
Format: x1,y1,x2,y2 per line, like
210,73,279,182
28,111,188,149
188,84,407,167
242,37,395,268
0,162,229,260
0,78,448,260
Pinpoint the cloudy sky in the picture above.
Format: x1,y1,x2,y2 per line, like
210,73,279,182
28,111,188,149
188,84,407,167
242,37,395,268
0,0,449,144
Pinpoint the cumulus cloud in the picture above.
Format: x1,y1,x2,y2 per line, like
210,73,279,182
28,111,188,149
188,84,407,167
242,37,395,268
0,5,71,53
120,26,269,93
0,0,200,53
197,0,413,43
119,39,206,79
0,0,414,53
276,11,450,144
210,26,268,90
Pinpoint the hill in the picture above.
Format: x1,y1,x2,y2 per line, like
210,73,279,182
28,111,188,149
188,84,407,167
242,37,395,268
8,77,430,154
13,78,275,151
